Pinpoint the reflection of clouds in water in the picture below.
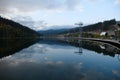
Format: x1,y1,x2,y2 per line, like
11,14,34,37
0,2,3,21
0,61,85,80
56,61,63,65
112,70,120,77
74,62,83,70
0,57,37,67
0,43,74,67
43,44,76,51
46,61,53,65
44,57,48,61
0,59,120,80
81,70,109,80
0,55,12,60
6,43,76,63
20,44,48,54
46,61,64,65
0,43,50,65
0,41,120,80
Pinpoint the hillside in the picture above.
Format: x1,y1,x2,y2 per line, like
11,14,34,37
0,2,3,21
38,19,120,39
66,19,119,33
38,28,69,35
57,19,120,38
83,19,120,32
38,19,120,36
0,16,40,39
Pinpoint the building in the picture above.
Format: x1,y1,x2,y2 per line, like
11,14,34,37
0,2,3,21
100,32,107,36
100,30,115,37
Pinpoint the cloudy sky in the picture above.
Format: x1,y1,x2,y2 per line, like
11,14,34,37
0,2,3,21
0,0,120,30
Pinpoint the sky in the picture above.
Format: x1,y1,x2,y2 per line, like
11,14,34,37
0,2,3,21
0,0,120,30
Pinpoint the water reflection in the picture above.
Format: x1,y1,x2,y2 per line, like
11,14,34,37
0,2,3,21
75,39,83,55
82,41,120,57
0,60,84,80
0,39,120,59
0,39,120,80
0,39,39,58
64,40,120,57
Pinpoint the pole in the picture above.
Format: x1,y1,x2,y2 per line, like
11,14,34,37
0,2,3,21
75,22,83,54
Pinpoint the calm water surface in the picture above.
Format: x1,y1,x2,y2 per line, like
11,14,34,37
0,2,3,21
0,39,120,80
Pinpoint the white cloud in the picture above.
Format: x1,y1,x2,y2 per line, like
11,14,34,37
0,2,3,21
11,15,48,30
115,0,120,5
0,0,82,14
0,0,83,30
65,0,81,10
89,0,95,1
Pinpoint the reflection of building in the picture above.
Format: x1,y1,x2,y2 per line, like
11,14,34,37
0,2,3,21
99,45,105,49
99,43,118,55
105,45,116,53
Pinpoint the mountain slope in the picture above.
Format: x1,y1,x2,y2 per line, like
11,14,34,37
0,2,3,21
58,19,119,34
0,16,40,38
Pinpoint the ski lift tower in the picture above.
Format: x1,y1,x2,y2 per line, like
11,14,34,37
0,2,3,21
75,22,83,39
75,22,83,54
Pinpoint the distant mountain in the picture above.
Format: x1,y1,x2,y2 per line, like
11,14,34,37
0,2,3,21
38,28,70,35
0,16,40,39
44,25,75,30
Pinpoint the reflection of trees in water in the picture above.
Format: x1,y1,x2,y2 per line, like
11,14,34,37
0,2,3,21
36,39,120,58
82,41,120,57
63,40,120,57
74,39,83,55
20,44,48,57
40,39,120,57
83,41,120,57
118,54,120,62
1,38,119,59
37,46,48,54
0,39,39,58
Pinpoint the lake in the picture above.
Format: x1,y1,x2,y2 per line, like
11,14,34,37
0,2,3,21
0,39,120,80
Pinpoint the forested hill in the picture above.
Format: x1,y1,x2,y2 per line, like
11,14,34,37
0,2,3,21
76,19,119,32
0,16,40,39
82,19,117,32
38,19,120,36
68,19,119,33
